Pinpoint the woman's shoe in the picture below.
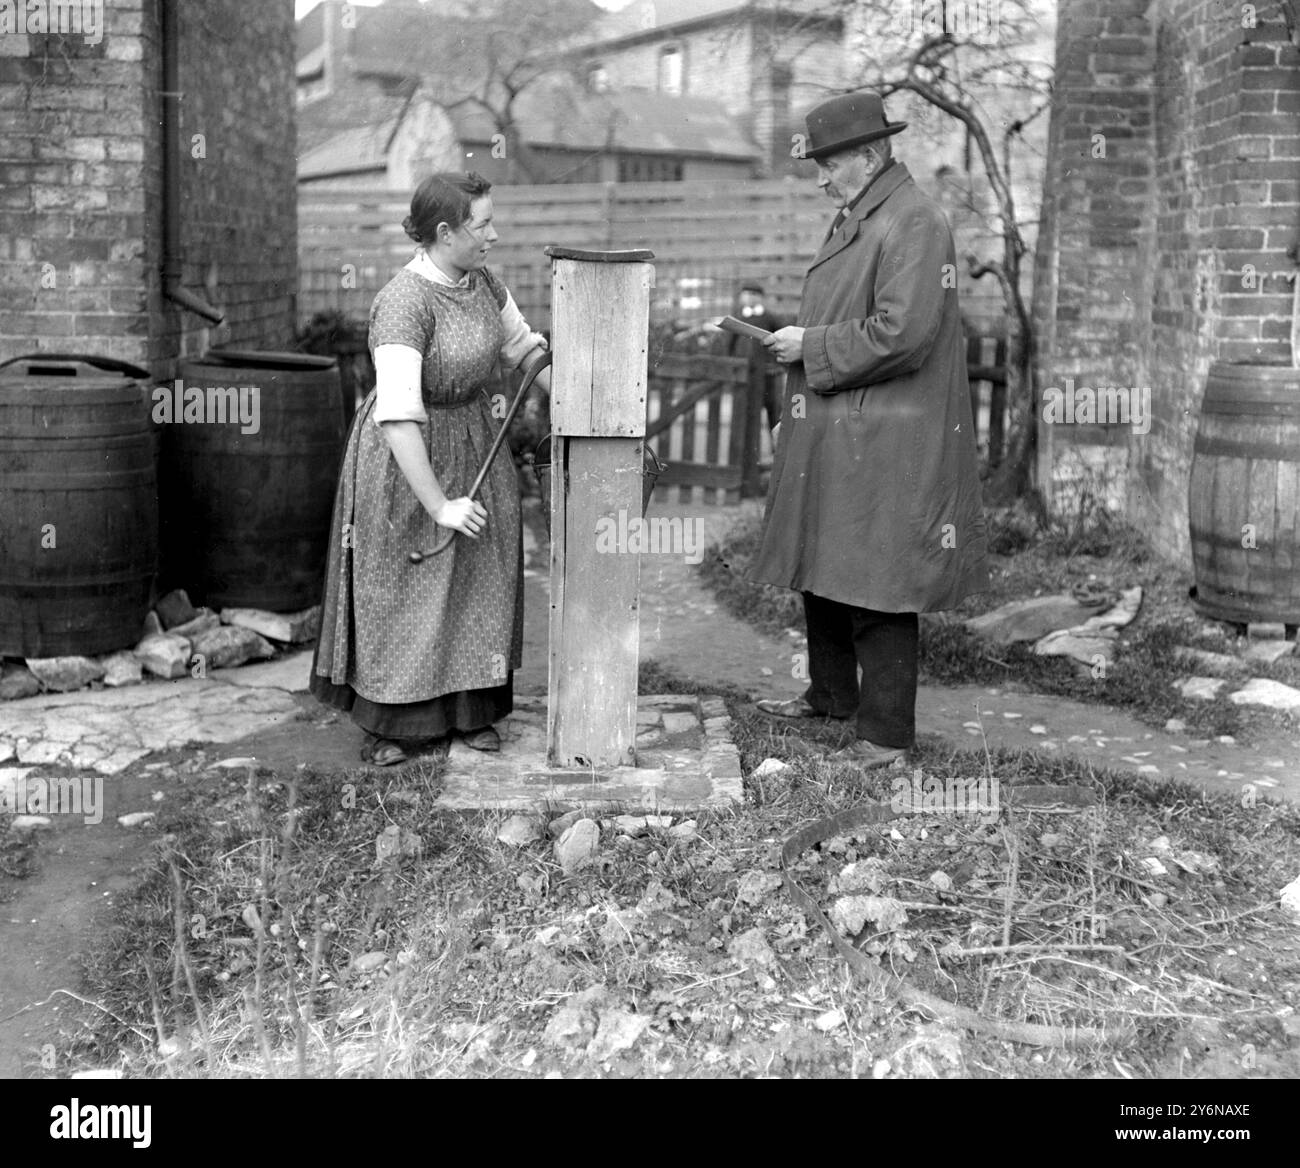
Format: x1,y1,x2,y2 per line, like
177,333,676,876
462,726,501,752
361,736,409,767
754,696,845,720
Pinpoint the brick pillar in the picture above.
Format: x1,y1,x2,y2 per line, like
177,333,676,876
1036,0,1300,562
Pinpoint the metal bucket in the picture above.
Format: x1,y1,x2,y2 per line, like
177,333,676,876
527,435,665,535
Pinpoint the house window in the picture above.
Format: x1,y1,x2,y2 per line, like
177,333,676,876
587,63,609,93
658,44,683,95
617,155,683,183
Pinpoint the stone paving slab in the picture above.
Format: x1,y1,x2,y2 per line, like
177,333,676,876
435,694,743,812
0,677,301,775
216,650,314,692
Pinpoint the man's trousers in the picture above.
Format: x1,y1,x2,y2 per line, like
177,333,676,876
801,591,918,749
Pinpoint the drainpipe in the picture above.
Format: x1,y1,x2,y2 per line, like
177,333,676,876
160,0,223,324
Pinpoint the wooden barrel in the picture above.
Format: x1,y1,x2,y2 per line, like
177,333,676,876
1188,362,1300,626
157,351,344,612
0,364,158,656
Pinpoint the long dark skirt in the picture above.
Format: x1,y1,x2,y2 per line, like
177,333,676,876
309,672,513,741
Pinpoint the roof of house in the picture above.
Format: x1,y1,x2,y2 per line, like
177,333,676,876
451,86,759,159
573,0,833,50
298,81,413,155
299,117,401,180
299,76,758,180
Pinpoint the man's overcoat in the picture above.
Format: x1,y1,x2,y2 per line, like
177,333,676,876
749,161,989,612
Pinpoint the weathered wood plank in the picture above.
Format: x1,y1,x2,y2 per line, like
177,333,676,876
550,257,651,437
548,437,643,768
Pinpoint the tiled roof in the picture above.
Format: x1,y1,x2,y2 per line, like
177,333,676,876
298,118,399,179
297,81,412,155
451,86,759,159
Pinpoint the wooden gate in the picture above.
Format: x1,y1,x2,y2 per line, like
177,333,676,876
645,348,773,505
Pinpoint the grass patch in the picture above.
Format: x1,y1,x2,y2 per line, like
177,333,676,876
696,508,1299,742
51,677,1300,1080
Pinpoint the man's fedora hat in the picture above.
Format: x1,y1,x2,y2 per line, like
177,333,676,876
801,91,907,161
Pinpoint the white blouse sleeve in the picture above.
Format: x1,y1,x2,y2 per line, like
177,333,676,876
498,287,547,371
371,344,428,424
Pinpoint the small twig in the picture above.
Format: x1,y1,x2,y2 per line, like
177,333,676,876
0,988,152,1041
1000,823,1020,949
947,942,1128,959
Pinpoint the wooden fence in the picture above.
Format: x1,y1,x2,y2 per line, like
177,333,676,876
299,179,831,333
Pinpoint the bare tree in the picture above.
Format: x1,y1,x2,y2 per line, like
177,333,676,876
406,0,600,183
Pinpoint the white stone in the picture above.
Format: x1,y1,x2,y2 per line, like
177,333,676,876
1029,724,1047,734
155,589,197,629
168,610,221,640
1244,640,1295,666
25,655,105,692
217,650,313,692
133,633,191,679
100,652,143,688
208,757,258,770
0,664,41,701
1164,718,1186,733
1033,628,1116,665
554,819,600,874
1227,678,1300,714
751,757,791,781
497,814,543,846
11,815,52,831
191,625,275,670
661,711,697,735
1173,676,1227,701
117,811,155,828
1174,646,1244,676
221,605,320,644
814,1009,846,1032
1281,876,1300,920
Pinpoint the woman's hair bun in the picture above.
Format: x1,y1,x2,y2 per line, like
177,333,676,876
401,214,422,244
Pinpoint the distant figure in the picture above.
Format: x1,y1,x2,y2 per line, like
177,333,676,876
726,281,785,432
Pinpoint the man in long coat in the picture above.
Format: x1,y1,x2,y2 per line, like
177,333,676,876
751,91,989,767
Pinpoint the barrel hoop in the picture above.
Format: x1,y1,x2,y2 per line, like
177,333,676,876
0,468,156,489
2,422,155,439
1189,525,1299,554
1200,397,1300,417
0,568,156,590
1192,435,1300,460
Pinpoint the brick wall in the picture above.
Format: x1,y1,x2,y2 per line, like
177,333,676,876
0,2,151,369
1035,0,1300,561
0,0,298,380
